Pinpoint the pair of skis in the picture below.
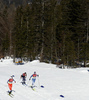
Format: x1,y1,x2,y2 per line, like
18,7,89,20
29,85,44,91
7,91,14,98
8,93,14,98
29,85,36,91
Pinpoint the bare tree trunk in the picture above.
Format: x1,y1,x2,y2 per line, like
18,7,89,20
40,1,44,62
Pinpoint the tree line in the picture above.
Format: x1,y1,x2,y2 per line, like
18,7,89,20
0,0,89,67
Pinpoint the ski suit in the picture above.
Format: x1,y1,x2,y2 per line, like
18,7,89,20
7,78,16,94
30,73,39,86
21,72,27,84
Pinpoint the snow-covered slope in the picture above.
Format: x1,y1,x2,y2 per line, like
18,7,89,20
0,58,89,100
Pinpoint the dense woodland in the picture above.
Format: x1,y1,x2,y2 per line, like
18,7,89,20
0,0,89,67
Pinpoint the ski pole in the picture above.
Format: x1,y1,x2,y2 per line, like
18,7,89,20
27,80,30,85
37,77,40,88
16,78,21,84
27,78,31,86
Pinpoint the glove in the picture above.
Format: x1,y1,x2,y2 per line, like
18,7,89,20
29,78,31,80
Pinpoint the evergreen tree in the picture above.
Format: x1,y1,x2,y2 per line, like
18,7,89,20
23,5,35,60
31,0,43,61
0,6,10,57
57,0,88,66
13,6,25,58
40,0,57,63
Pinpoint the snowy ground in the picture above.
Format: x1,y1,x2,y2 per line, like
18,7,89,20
0,58,89,100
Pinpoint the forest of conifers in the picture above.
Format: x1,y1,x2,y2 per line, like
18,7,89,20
0,0,89,67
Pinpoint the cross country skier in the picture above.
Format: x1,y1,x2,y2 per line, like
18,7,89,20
20,72,27,85
7,75,16,94
29,71,39,87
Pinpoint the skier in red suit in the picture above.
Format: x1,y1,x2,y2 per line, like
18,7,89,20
7,75,16,94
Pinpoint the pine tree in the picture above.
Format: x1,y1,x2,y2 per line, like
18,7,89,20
31,0,44,61
23,4,35,60
57,0,88,66
40,0,57,63
13,6,25,58
0,6,10,57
